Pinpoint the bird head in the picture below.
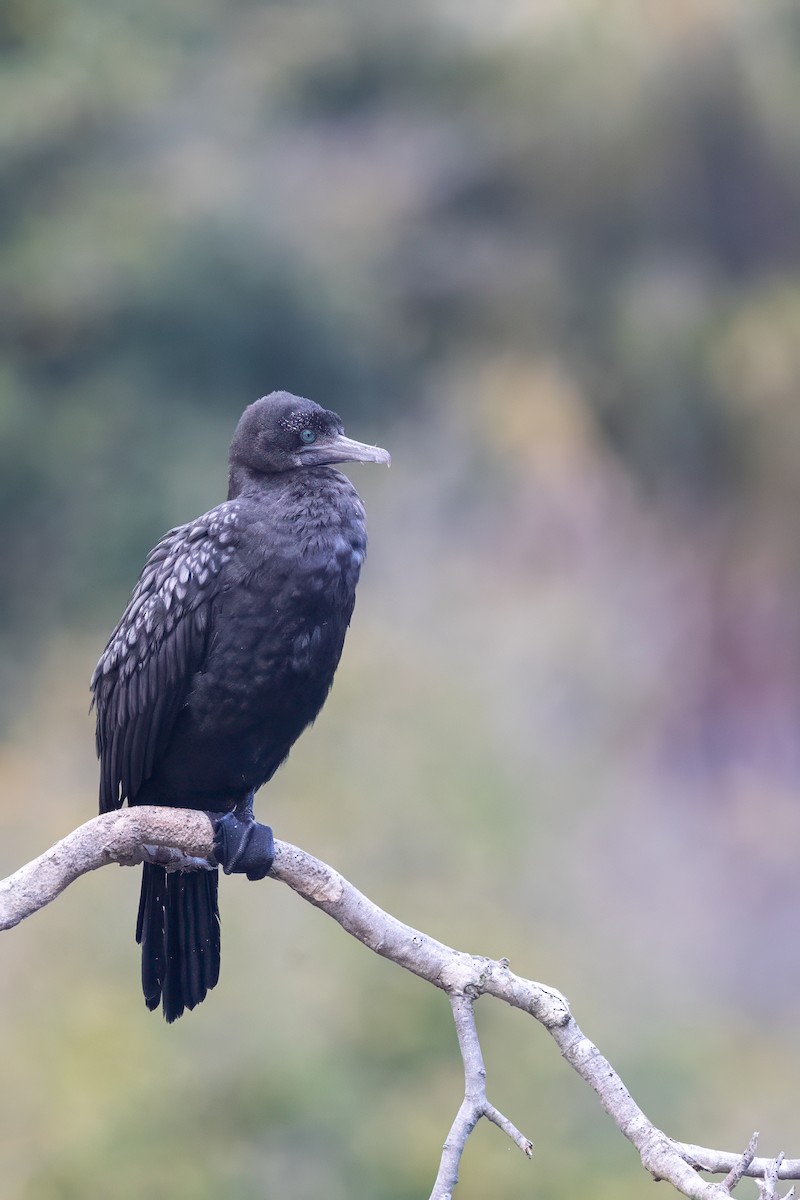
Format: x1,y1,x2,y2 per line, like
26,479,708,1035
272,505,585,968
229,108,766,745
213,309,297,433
229,391,391,476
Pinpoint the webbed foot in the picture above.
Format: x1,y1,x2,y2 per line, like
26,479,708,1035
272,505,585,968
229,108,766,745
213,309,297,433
212,813,275,881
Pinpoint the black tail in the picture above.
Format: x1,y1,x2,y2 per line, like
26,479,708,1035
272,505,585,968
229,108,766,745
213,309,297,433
136,863,221,1022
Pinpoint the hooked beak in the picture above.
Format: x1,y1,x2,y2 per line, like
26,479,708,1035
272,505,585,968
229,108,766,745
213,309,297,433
299,433,391,468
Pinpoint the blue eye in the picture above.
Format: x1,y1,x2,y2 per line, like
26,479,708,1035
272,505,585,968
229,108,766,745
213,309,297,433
300,428,316,444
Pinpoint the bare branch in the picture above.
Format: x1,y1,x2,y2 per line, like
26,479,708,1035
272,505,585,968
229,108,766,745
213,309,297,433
678,1144,800,1184
721,1132,760,1194
429,994,533,1200
1,807,798,1200
758,1153,794,1200
0,808,214,931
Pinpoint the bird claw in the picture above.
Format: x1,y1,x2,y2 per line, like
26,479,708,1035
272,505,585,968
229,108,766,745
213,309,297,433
212,813,275,880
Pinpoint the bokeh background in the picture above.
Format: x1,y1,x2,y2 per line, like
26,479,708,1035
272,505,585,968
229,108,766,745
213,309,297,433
3,1,800,1196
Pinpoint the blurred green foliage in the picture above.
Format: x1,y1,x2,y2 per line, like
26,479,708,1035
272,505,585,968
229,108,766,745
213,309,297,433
3,1,800,1197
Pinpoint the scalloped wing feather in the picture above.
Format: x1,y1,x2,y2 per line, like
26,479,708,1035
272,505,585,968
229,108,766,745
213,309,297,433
91,506,240,812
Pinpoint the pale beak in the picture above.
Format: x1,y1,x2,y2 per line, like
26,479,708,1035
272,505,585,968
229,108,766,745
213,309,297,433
299,433,391,468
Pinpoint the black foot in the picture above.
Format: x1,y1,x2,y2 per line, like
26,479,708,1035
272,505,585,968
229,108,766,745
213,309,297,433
212,813,275,881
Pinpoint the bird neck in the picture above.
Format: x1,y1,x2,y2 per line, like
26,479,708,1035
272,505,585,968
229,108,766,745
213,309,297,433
227,462,346,501
227,462,269,500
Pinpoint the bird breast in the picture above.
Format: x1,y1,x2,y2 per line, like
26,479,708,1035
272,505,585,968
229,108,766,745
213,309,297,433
189,480,366,736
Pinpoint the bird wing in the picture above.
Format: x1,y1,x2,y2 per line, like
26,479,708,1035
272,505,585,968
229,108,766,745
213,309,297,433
91,505,240,812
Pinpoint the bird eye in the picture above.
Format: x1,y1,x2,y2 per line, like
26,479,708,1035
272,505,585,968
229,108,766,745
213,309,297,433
300,428,316,444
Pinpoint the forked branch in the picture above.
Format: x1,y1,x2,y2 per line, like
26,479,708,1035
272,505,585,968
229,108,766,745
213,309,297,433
430,992,533,1200
1,807,798,1199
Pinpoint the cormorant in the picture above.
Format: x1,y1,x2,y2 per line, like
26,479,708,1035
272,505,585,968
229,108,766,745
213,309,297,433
91,391,390,1021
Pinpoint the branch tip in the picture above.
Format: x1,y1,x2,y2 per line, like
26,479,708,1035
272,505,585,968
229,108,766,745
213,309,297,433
722,1131,759,1193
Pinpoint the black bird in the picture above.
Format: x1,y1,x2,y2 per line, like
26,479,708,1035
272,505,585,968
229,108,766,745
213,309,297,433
91,391,389,1021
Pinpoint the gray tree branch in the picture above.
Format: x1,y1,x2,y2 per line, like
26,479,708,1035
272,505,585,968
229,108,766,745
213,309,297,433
0,807,797,1199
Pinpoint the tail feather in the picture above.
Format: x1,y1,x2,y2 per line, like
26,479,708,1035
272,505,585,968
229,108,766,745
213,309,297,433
136,863,220,1022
